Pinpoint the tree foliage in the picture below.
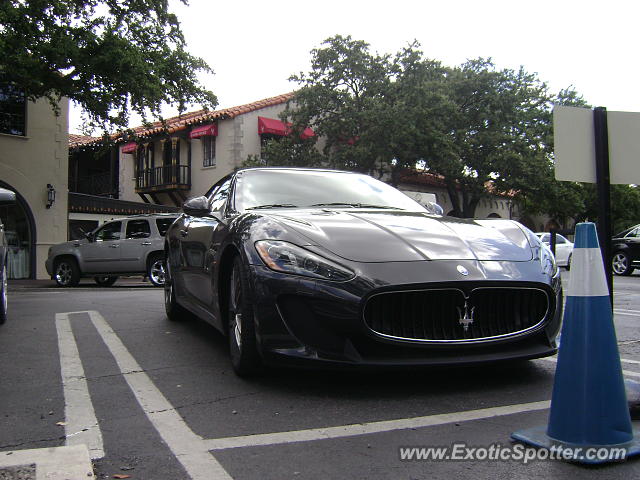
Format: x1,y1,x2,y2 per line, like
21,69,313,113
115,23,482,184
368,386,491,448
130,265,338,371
0,0,216,130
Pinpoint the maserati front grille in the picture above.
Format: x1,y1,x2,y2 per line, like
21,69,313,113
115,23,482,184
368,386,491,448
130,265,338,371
363,287,549,342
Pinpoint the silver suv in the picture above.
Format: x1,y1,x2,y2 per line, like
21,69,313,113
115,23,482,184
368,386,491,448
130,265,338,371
45,214,177,287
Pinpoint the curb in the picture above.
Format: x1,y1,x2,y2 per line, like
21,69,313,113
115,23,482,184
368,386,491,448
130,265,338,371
0,445,94,479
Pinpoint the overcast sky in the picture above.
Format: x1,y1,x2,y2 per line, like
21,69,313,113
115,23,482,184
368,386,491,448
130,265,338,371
69,0,640,133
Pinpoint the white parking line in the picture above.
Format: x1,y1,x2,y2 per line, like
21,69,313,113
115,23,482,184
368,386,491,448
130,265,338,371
201,401,551,451
85,311,233,480
55,313,104,459
615,309,640,316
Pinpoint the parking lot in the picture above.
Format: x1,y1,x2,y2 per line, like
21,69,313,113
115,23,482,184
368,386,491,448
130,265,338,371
1,271,639,479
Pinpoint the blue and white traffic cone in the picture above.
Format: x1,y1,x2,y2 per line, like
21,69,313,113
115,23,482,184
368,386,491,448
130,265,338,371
512,222,640,463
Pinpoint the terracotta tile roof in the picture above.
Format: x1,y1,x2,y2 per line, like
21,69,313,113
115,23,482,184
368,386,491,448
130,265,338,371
69,92,296,148
69,134,101,148
399,170,447,188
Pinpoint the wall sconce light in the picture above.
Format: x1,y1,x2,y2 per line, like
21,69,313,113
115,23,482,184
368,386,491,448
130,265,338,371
46,183,56,209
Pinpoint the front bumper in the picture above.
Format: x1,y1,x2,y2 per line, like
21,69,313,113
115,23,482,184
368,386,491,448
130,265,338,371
248,260,563,369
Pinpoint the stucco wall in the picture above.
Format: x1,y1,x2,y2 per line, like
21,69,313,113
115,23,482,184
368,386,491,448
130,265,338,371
0,97,69,279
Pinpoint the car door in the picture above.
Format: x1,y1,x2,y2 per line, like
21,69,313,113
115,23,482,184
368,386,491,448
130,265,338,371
623,227,640,262
119,219,152,272
80,221,123,273
180,177,232,311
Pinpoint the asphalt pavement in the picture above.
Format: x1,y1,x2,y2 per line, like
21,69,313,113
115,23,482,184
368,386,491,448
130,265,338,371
1,270,639,479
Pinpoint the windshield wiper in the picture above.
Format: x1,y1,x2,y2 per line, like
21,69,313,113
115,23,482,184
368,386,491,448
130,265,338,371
246,203,299,210
310,202,402,210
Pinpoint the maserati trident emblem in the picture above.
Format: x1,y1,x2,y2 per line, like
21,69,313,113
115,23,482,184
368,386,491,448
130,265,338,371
457,265,469,276
457,300,475,331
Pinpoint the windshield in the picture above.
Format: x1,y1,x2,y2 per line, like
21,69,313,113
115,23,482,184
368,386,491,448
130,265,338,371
234,169,426,212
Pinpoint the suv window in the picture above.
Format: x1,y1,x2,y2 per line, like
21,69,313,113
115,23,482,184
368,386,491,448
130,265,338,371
94,222,122,241
156,217,177,236
126,220,151,239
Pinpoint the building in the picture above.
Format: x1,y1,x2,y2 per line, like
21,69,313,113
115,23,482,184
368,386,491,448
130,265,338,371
70,93,298,210
0,90,69,279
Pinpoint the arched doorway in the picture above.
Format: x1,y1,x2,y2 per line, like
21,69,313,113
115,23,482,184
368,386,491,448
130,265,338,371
0,181,36,279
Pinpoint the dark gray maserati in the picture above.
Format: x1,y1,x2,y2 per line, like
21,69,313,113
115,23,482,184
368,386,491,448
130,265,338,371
164,168,563,376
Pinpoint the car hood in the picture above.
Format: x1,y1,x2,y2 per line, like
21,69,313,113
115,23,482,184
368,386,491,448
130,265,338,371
269,210,534,262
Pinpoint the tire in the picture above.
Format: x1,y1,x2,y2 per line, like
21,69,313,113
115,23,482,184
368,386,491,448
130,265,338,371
0,262,8,325
164,260,190,321
228,256,262,376
54,258,80,287
94,276,118,287
612,251,633,276
148,254,166,287
565,253,571,271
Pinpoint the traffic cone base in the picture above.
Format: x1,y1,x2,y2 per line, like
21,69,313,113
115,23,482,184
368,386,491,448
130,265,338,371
511,222,639,464
511,426,640,464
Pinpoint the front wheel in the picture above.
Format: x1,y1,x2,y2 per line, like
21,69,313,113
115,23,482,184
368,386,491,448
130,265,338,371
148,254,166,287
0,263,8,324
612,251,633,276
228,256,261,376
565,253,571,271
94,276,118,287
164,260,190,321
54,258,80,287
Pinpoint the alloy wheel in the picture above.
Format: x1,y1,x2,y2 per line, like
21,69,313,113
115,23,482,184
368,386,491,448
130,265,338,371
230,266,243,350
1,265,7,314
56,263,72,285
612,253,629,275
150,259,166,286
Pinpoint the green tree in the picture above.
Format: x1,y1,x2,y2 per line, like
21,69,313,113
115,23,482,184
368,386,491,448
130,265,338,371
422,59,554,217
287,35,432,184
243,135,324,168
0,0,216,130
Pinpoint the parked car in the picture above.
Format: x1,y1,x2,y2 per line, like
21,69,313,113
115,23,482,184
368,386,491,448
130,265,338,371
535,232,573,269
611,224,640,276
45,214,178,287
164,168,563,376
0,187,17,324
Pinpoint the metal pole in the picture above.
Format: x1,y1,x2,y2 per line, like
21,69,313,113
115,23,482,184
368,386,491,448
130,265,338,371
593,107,613,308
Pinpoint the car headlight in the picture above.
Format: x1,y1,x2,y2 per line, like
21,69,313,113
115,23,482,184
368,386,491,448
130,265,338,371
255,240,355,281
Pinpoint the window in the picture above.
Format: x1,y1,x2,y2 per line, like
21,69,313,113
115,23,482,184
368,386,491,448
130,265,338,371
210,178,232,212
0,84,26,136
156,217,177,236
94,222,122,241
203,136,216,167
626,227,640,238
126,220,151,239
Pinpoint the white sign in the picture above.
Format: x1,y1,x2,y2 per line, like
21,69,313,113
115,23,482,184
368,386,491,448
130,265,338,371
554,106,640,184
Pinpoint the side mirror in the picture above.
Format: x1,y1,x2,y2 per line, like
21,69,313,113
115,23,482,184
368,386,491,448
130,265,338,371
0,187,16,206
424,202,444,216
183,196,211,217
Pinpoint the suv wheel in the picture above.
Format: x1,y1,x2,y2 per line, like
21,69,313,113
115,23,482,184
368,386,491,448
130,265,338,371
54,258,80,287
94,276,118,287
612,251,633,276
148,254,166,287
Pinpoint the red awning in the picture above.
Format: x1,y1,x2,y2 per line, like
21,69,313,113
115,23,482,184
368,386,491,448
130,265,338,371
122,142,137,153
258,116,315,139
189,123,218,139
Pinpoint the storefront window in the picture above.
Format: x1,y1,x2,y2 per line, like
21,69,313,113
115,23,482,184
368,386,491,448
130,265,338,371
0,201,31,278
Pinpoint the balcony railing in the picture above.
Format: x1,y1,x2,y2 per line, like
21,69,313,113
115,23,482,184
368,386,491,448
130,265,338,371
136,165,191,192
